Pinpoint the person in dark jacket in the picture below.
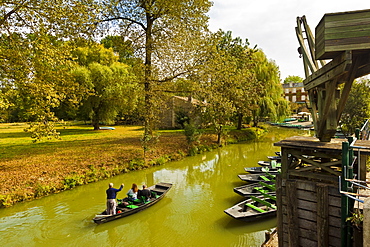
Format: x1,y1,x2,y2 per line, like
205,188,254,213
106,183,124,215
138,184,151,202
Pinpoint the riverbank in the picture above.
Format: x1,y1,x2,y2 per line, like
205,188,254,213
0,123,263,207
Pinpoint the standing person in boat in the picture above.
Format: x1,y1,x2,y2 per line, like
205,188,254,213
138,184,151,202
106,183,124,215
126,183,139,201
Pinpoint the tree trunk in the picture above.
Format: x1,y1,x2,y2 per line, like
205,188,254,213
237,113,243,130
143,13,154,137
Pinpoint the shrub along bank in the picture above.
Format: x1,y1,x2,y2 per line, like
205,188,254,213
0,123,265,207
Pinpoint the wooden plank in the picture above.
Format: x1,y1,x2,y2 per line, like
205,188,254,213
289,171,339,183
317,185,329,247
315,9,370,59
276,176,284,247
286,180,299,246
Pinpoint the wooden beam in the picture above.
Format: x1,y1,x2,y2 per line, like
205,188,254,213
296,21,318,75
336,56,362,122
301,16,320,68
298,155,341,176
304,51,352,90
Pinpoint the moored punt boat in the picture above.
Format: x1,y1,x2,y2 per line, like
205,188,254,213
267,155,281,161
224,194,277,222
93,182,172,224
238,173,276,183
233,181,276,197
244,166,280,174
257,160,281,168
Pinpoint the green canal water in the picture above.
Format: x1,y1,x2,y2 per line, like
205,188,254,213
0,127,312,247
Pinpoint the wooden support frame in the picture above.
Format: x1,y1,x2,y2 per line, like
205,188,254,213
296,13,370,142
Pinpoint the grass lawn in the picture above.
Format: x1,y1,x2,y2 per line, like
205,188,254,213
0,122,215,207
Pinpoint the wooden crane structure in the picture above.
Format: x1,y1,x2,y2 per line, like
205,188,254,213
296,10,370,142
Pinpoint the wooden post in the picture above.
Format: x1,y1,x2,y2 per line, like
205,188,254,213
287,180,298,246
364,198,370,247
317,184,329,246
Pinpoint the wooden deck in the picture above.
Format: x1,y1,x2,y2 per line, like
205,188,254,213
274,136,370,155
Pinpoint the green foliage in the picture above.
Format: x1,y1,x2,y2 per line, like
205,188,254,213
63,174,85,189
0,195,13,207
34,184,56,198
347,208,364,229
128,159,145,170
195,30,257,144
99,0,212,141
340,79,370,136
71,44,139,129
283,75,303,84
249,50,290,125
0,0,100,140
184,122,203,146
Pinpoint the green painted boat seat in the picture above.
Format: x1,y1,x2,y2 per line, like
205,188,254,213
260,176,270,181
255,188,270,194
126,205,139,209
258,181,276,191
262,193,277,201
250,196,276,209
265,172,276,179
245,203,266,213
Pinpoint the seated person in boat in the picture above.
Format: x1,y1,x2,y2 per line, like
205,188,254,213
126,183,138,201
106,183,124,215
138,184,151,202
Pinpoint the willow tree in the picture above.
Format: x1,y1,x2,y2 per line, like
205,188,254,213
0,0,100,140
98,0,212,148
249,50,290,126
71,44,138,130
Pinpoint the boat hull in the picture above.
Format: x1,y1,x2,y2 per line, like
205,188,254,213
93,182,172,224
224,195,277,222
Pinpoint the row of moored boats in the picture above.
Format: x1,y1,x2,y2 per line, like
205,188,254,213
224,153,281,222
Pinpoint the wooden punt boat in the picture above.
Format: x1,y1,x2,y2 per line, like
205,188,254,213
238,173,276,183
244,166,280,174
267,155,281,161
233,181,276,197
224,194,277,222
257,161,281,168
93,182,172,224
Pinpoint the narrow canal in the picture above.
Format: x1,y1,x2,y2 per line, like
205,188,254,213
0,127,311,247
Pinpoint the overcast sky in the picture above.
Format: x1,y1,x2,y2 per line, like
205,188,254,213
208,1,370,81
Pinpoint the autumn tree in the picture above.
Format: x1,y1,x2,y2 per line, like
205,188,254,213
98,0,212,146
0,0,100,140
71,44,138,130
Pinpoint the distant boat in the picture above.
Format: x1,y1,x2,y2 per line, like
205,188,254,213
224,194,277,222
99,127,115,130
93,182,172,224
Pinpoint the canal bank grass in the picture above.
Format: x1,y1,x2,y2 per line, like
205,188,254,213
0,122,263,207
0,122,218,207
